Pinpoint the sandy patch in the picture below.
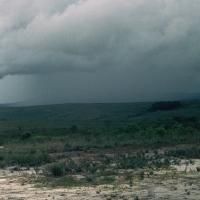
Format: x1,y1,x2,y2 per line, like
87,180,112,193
0,160,200,200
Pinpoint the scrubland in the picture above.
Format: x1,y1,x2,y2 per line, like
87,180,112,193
0,100,200,199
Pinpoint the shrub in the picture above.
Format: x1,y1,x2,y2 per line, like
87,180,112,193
155,126,166,136
148,101,183,112
140,171,145,179
196,167,200,172
0,161,6,168
163,158,170,166
69,125,78,133
37,153,52,164
20,131,32,140
164,147,200,159
64,158,79,172
125,122,140,133
64,143,72,151
13,154,37,166
0,155,4,161
9,152,52,166
72,145,84,151
30,149,37,154
115,153,148,169
100,176,115,184
104,120,112,129
86,176,93,182
0,139,4,146
50,164,64,176
172,123,184,135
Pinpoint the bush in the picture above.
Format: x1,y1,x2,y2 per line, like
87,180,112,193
11,154,37,166
50,164,64,176
165,147,200,159
37,153,52,164
56,176,85,187
64,143,72,151
8,152,52,166
69,125,78,133
125,122,140,133
155,126,166,136
0,155,4,161
148,101,183,112
20,131,32,140
172,123,185,135
140,171,145,179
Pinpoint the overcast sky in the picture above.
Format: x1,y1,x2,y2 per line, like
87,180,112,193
0,0,200,105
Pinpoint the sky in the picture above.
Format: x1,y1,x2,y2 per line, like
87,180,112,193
0,0,200,105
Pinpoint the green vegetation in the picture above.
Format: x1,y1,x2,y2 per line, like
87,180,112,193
148,101,183,112
49,164,64,176
0,99,200,131
0,99,200,187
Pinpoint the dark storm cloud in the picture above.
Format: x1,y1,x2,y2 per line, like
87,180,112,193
0,0,200,103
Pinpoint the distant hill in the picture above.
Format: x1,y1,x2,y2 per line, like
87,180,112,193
0,99,200,130
7,92,200,107
0,103,16,108
162,92,200,101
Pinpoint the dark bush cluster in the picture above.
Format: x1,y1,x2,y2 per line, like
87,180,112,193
173,116,197,123
19,131,32,140
164,147,200,159
148,101,183,112
69,125,78,133
50,164,64,176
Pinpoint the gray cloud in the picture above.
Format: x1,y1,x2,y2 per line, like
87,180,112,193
0,0,200,103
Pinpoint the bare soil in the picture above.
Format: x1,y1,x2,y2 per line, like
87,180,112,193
1,154,200,200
